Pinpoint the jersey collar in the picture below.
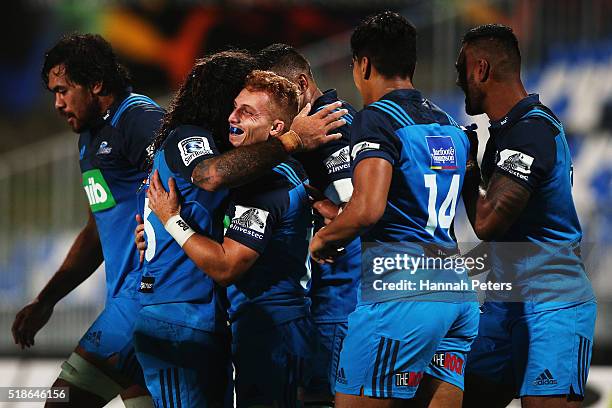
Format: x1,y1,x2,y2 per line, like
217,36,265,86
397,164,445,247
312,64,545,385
489,93,540,130
311,89,339,113
103,88,132,124
378,88,423,103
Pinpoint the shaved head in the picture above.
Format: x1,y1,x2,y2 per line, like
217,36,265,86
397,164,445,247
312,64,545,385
461,24,521,81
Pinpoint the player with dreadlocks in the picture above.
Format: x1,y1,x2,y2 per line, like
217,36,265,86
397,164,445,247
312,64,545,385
134,50,347,406
146,69,318,407
133,50,256,407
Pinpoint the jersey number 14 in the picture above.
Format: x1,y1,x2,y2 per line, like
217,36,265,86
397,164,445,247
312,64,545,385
424,174,460,237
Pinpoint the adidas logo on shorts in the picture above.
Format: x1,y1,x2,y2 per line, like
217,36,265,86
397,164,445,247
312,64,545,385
533,369,558,386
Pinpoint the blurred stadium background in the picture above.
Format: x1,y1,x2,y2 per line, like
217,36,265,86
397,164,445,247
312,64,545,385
0,0,610,406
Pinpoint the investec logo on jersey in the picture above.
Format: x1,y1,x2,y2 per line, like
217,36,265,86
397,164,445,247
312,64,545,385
324,146,350,173
230,206,269,240
82,169,116,212
425,136,457,169
497,149,534,181
179,136,213,166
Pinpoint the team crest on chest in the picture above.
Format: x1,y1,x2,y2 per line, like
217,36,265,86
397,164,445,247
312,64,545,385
97,141,112,155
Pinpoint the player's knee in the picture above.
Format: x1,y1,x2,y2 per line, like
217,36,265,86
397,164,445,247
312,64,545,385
58,352,124,402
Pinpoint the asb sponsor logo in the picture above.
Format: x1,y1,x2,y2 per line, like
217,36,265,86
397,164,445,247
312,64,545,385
533,369,558,386
431,352,464,375
351,141,380,160
496,149,534,181
96,141,112,155
82,169,116,212
425,136,457,169
230,206,269,240
395,371,423,387
324,146,350,173
178,136,213,166
139,276,155,293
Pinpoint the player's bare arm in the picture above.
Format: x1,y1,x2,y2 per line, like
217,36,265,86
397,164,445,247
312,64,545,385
191,101,347,191
12,209,103,349
310,157,392,263
146,170,259,286
463,169,530,241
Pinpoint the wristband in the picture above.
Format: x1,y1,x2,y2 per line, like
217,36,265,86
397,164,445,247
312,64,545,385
164,214,195,247
278,130,304,153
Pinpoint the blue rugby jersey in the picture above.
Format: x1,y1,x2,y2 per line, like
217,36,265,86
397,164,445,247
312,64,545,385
78,92,164,299
296,89,360,323
351,89,469,246
350,89,473,303
481,94,595,310
224,158,312,329
139,125,229,332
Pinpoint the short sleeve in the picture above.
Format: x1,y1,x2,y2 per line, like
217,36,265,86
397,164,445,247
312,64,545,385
297,126,353,204
350,108,401,169
121,106,164,171
320,128,353,204
224,188,287,254
164,126,221,181
494,119,557,191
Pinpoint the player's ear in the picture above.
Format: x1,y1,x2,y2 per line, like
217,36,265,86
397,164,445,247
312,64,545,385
91,81,103,96
358,56,373,80
270,119,285,137
297,73,309,94
476,59,490,83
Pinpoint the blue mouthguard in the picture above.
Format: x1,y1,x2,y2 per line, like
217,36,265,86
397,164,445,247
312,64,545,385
229,126,244,135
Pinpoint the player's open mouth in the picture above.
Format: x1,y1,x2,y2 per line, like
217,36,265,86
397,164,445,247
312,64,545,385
229,126,244,135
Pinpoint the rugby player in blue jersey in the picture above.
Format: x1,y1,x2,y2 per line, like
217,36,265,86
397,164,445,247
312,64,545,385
11,34,163,407
133,51,257,407
146,70,317,407
456,24,596,408
310,12,479,406
256,44,360,406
